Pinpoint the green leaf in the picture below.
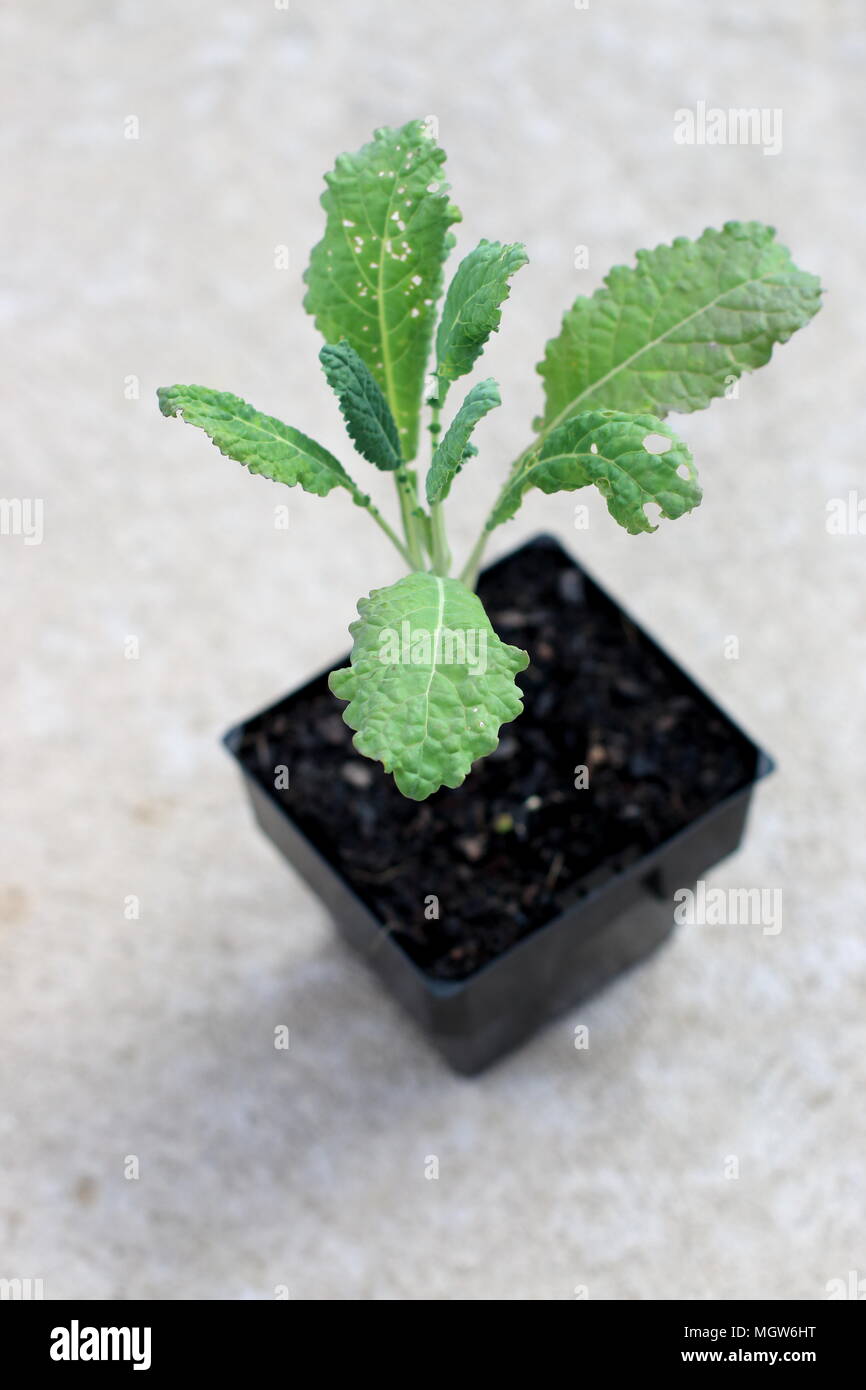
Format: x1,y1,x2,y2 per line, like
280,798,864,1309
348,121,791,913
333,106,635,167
489,410,700,535
536,221,822,431
157,384,366,503
426,378,501,504
303,119,461,462
319,340,402,471
435,239,528,396
329,571,529,800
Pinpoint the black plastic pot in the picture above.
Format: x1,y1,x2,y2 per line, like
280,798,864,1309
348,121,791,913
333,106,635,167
224,536,772,1074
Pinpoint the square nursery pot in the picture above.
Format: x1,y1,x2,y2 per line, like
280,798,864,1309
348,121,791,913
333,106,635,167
224,535,773,1075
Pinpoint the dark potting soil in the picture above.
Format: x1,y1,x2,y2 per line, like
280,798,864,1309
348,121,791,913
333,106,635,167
237,536,757,981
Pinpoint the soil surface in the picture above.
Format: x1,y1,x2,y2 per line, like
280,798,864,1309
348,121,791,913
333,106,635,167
237,537,757,980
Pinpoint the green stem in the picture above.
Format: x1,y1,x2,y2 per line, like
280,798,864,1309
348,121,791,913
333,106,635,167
428,385,444,442
459,435,540,588
430,501,451,576
459,527,490,590
395,468,424,569
427,386,451,575
366,496,413,567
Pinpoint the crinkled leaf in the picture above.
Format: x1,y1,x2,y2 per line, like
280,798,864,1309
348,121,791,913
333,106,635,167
426,378,501,504
489,410,700,535
319,340,402,471
304,119,461,462
157,384,366,502
435,239,528,398
329,572,528,800
537,221,822,431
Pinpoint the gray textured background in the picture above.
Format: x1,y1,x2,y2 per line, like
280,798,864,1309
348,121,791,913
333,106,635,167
2,0,864,1300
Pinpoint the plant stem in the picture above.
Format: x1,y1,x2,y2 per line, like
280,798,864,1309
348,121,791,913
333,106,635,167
459,526,490,590
365,497,413,567
458,437,539,588
427,387,451,575
430,500,451,575
428,386,443,443
395,468,424,569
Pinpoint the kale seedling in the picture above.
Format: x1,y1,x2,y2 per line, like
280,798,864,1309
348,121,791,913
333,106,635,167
159,119,821,801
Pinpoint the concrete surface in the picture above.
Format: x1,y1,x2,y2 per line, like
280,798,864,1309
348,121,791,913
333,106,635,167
2,0,865,1300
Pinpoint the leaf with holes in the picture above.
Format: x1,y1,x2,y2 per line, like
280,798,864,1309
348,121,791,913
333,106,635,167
435,239,528,400
536,221,823,432
489,410,700,535
304,119,461,462
319,340,402,471
329,571,529,800
157,384,367,502
426,378,501,504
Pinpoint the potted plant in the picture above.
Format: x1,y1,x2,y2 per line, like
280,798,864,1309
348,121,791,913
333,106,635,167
159,119,821,1073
